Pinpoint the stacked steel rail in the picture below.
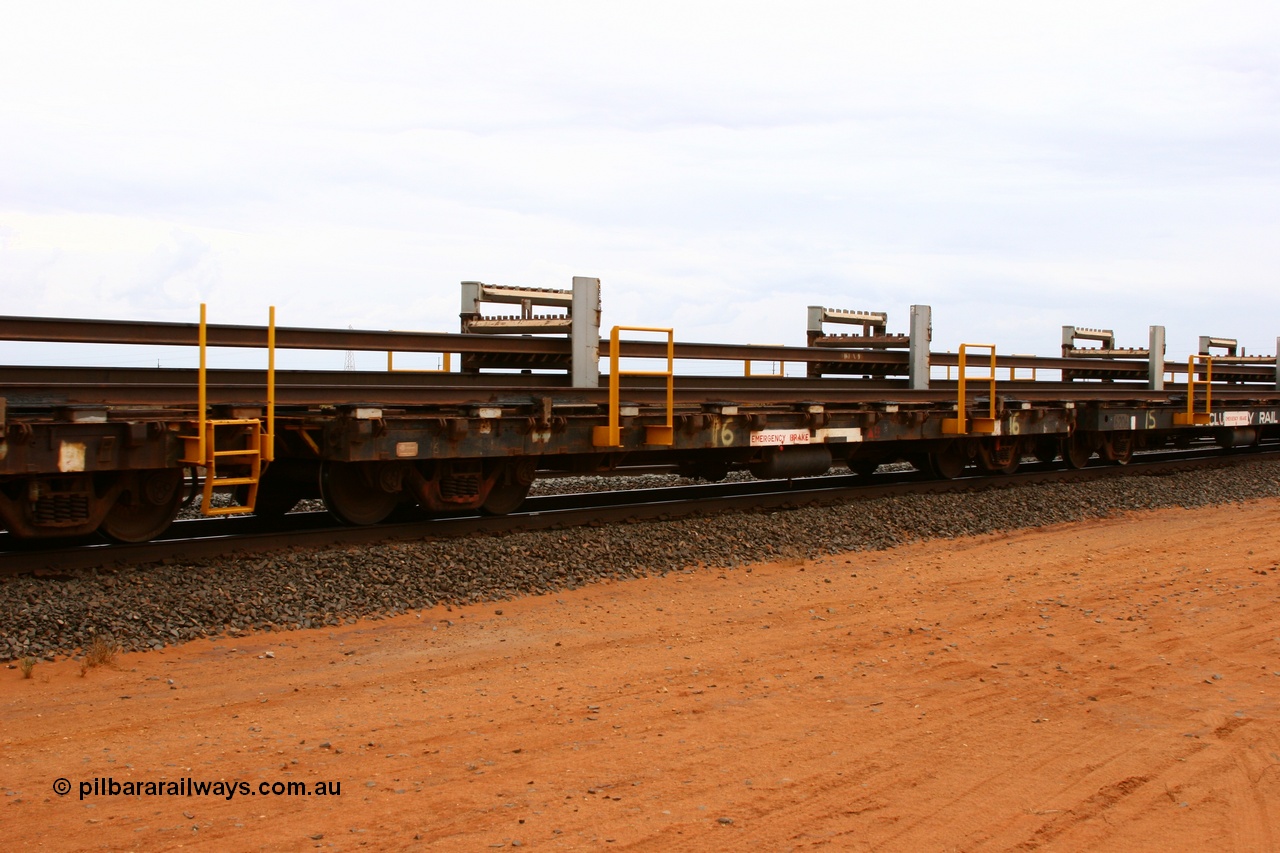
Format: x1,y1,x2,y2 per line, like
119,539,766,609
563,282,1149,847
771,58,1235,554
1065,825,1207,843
2,277,1278,543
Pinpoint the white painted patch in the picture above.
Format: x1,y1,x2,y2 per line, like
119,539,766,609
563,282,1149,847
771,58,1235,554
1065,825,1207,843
476,407,502,419
58,441,86,472
1222,411,1250,427
354,407,383,420
814,427,863,443
395,441,419,457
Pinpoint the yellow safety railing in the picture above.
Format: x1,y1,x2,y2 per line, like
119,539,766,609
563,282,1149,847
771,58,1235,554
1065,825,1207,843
593,325,674,447
266,306,275,463
387,349,452,372
180,304,276,515
1174,354,1213,425
942,343,998,435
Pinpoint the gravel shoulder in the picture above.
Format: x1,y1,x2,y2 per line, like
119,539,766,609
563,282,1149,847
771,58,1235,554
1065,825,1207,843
6,458,1280,662
4,487,1280,850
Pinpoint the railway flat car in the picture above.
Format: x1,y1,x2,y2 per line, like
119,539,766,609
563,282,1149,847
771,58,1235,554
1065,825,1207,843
2,277,1278,543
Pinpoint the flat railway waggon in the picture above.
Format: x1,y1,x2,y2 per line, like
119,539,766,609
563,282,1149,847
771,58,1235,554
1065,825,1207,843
2,277,1278,543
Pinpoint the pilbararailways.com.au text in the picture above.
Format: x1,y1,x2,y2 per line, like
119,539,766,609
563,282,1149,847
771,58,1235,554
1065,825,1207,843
57,777,341,801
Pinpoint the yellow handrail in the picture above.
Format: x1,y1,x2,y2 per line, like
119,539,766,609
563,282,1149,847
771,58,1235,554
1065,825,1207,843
195,303,208,463
593,325,674,447
943,343,998,435
1175,354,1213,425
265,306,275,462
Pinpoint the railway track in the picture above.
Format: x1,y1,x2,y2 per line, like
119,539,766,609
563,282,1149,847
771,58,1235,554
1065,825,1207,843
4,445,1274,577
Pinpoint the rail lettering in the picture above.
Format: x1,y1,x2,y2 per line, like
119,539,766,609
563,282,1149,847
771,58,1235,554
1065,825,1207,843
1209,411,1252,427
750,429,811,447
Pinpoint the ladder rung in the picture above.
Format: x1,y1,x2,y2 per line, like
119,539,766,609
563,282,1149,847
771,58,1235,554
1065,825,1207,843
212,448,261,457
209,476,260,486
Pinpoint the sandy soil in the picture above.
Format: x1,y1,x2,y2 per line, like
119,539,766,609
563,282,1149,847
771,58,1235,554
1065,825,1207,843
4,499,1280,852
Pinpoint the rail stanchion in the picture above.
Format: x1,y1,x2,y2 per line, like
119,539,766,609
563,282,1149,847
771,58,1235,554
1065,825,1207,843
942,343,999,435
593,326,674,447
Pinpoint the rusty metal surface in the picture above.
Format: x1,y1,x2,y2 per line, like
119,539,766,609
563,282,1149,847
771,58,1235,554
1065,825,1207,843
3,364,1278,411
3,313,1276,383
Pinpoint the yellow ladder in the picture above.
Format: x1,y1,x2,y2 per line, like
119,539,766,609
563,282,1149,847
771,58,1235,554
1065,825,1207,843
184,420,264,516
180,304,276,516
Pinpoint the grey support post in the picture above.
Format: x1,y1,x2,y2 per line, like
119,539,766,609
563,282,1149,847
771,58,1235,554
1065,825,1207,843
460,281,482,326
908,304,931,390
1148,325,1165,391
571,276,601,389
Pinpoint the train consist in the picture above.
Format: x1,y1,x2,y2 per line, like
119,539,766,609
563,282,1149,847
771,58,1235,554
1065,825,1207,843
1,277,1278,544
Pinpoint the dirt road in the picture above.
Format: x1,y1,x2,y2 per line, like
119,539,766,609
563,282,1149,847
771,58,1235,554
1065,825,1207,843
4,499,1280,851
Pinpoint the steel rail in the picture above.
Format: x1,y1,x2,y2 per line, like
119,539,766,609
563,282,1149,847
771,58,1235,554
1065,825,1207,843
2,368,1276,410
3,447,1275,576
4,314,1275,382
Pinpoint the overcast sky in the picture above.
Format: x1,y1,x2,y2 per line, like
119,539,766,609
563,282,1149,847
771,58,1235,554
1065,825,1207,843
2,1,1278,370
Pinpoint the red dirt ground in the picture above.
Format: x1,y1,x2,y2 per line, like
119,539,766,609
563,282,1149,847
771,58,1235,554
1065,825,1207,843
4,498,1280,851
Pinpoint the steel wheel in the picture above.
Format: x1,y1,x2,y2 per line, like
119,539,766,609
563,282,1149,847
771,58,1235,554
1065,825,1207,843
928,443,968,480
99,469,183,543
481,458,536,515
481,481,532,515
320,462,398,526
1064,432,1092,469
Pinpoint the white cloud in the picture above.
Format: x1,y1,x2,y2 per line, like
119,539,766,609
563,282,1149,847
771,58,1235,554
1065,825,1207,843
2,0,1279,365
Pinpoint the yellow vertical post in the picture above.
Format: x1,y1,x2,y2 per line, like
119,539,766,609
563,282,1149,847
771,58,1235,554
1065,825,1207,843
665,330,674,438
608,325,622,445
197,302,207,464
265,306,276,462
1176,355,1213,424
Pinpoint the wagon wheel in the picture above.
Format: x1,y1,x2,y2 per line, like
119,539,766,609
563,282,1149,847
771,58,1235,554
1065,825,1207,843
1063,432,1093,469
320,461,398,526
481,458,537,516
99,469,184,543
928,443,968,480
481,481,532,515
